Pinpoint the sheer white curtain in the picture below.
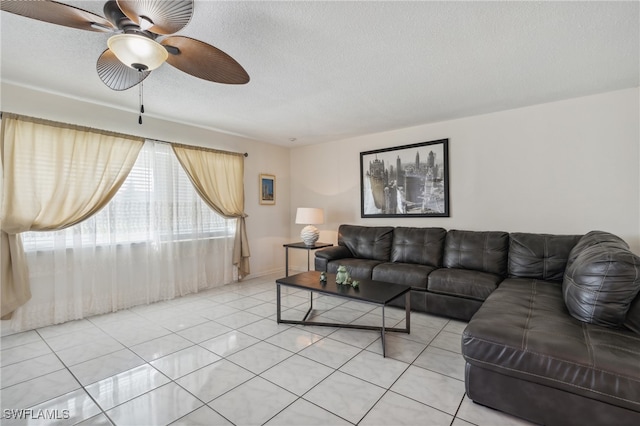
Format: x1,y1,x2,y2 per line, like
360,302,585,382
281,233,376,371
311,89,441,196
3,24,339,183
1,113,144,318
12,140,236,331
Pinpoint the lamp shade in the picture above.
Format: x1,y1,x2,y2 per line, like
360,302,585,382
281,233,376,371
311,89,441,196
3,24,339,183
295,207,324,246
107,34,168,71
295,208,324,225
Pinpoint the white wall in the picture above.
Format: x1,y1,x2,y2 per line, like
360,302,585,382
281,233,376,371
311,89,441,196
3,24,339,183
290,88,640,259
1,83,291,278
4,84,639,276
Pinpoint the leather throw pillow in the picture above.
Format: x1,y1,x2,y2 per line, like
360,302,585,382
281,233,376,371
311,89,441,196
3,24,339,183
562,244,640,328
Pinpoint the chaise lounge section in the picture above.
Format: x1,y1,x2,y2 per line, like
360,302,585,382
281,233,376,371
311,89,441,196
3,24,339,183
314,225,640,425
463,230,640,425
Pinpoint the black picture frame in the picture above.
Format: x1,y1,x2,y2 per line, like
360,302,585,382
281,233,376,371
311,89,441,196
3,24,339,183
360,139,449,218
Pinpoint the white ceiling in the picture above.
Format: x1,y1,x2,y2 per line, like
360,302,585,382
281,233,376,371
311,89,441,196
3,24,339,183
1,1,638,147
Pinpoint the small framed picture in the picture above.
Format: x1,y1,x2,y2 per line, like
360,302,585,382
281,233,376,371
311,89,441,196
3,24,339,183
259,173,276,205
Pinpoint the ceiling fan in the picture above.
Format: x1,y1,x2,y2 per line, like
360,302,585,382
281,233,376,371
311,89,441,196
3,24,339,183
0,0,250,91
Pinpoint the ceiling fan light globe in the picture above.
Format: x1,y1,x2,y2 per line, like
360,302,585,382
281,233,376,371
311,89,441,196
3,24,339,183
107,34,168,71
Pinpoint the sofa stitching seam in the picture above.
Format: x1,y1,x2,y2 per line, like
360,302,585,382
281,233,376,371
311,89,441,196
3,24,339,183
589,259,612,322
591,342,640,355
465,335,640,381
465,356,640,406
582,322,595,367
522,280,535,350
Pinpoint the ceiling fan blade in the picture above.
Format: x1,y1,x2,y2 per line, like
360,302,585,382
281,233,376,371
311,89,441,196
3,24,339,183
96,49,151,91
161,36,250,85
116,0,193,35
0,0,115,32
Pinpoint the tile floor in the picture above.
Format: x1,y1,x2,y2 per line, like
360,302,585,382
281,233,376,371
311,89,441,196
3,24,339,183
0,273,535,426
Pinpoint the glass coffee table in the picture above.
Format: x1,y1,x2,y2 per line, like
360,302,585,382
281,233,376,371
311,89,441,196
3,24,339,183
276,271,411,357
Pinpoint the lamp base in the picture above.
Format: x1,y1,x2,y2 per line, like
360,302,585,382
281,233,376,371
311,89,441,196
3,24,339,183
301,225,319,246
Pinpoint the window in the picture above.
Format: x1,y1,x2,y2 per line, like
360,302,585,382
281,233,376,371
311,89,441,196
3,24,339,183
22,140,234,250
14,140,237,330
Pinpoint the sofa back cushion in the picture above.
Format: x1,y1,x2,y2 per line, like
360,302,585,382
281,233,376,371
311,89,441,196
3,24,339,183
391,227,446,267
508,233,582,281
338,225,394,261
443,230,509,276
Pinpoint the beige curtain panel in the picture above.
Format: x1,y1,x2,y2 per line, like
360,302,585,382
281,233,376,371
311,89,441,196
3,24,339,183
172,144,251,278
0,113,144,318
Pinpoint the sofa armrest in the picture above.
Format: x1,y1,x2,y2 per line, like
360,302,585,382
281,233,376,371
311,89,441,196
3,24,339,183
314,246,353,271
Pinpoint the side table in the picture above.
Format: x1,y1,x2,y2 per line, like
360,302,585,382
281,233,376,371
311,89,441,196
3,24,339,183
283,242,333,277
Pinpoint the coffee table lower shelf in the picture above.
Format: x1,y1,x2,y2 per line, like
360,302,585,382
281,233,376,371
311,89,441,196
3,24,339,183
276,272,411,357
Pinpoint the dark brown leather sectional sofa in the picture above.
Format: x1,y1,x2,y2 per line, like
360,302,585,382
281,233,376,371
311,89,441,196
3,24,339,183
314,225,640,425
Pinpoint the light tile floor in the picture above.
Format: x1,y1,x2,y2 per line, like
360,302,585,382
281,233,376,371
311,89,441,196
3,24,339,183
0,273,536,426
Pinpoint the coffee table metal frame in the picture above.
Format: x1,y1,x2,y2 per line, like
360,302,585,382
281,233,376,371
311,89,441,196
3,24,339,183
276,271,411,357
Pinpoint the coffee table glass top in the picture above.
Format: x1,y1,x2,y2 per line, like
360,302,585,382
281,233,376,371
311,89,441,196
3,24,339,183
276,271,410,304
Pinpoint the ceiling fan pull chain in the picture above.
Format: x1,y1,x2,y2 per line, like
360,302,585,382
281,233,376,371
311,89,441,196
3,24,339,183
138,70,145,124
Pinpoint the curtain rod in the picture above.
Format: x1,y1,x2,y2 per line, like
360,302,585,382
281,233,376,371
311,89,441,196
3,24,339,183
0,111,249,158
1,112,144,143
167,141,248,158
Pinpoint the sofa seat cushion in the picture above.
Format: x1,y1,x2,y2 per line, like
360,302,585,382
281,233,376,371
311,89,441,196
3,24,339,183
371,262,434,290
462,278,640,413
327,258,383,279
428,268,501,302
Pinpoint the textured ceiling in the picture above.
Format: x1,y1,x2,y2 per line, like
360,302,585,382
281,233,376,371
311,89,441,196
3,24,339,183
1,1,638,147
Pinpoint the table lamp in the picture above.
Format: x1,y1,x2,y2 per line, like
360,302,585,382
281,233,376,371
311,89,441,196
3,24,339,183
295,207,324,246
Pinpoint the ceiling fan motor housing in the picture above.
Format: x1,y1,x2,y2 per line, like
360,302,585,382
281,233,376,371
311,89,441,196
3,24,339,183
103,1,129,30
104,0,156,39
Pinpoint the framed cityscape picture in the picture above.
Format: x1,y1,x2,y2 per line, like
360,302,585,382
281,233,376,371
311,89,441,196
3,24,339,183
259,173,276,205
360,139,449,218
